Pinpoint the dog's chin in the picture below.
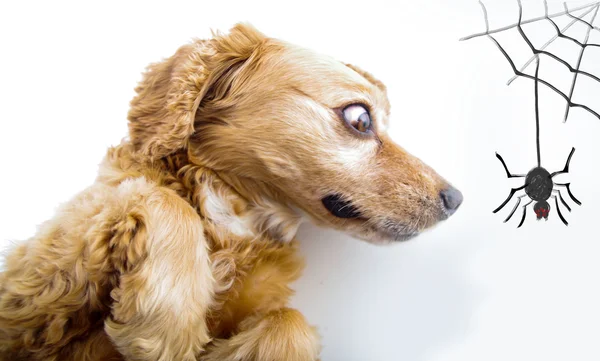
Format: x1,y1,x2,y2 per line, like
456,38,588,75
377,226,420,243
353,221,421,244
319,215,421,245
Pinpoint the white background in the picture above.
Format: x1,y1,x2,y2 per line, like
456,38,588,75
1,1,599,360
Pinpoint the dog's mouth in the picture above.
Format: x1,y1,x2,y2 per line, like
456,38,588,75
321,193,419,242
321,194,363,219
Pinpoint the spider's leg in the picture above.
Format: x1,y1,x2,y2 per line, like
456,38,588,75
496,152,526,178
518,199,534,228
504,195,526,223
554,182,582,206
550,147,576,178
493,184,527,214
552,195,569,226
552,189,571,212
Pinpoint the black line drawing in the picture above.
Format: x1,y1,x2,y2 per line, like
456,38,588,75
492,57,581,226
462,0,600,226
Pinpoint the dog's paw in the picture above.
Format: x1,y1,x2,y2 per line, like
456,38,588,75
202,308,320,361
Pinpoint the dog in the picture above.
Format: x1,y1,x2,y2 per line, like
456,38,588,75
0,23,462,361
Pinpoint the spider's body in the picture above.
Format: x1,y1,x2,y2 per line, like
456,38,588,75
525,167,552,202
525,167,553,219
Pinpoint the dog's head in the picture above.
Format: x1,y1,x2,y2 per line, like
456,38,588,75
128,23,462,244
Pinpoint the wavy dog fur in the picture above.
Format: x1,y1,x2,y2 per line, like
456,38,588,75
0,23,458,360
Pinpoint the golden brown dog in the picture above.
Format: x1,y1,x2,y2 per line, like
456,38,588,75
0,23,462,361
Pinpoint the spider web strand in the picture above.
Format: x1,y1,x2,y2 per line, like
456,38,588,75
564,2,600,30
485,32,600,120
563,3,600,122
515,6,600,84
508,1,600,85
460,1,600,41
544,10,600,48
534,56,542,167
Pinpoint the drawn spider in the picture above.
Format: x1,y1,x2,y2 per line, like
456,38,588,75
494,151,581,226
493,57,581,227
462,0,600,226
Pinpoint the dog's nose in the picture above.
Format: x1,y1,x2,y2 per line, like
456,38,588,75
440,187,463,215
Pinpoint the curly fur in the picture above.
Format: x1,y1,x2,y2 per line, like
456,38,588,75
0,23,458,360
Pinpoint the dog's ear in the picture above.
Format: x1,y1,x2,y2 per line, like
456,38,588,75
128,23,265,160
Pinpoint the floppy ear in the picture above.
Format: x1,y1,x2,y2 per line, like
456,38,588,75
127,23,266,160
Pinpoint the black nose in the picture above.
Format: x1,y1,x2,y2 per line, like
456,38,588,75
440,187,463,215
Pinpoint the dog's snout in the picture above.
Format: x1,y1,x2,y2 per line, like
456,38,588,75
440,187,463,215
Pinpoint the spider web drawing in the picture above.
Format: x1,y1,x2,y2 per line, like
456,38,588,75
462,0,600,226
461,0,600,122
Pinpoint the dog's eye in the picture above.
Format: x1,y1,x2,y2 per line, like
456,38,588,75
343,104,372,133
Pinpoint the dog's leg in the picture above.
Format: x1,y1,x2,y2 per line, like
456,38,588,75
0,177,213,360
103,178,214,361
201,308,320,361
57,329,124,361
203,240,320,361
